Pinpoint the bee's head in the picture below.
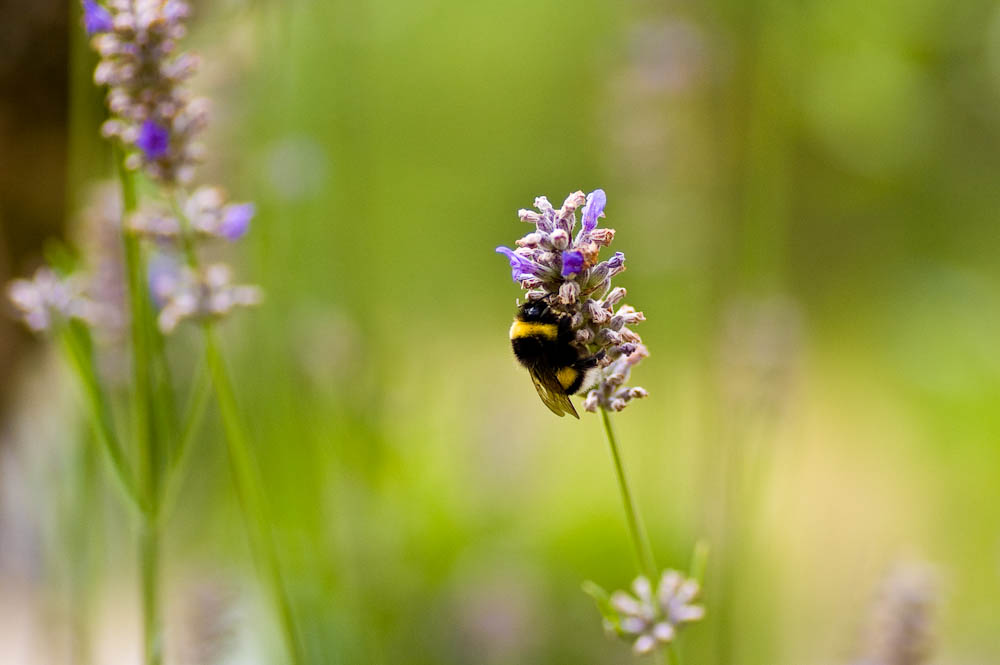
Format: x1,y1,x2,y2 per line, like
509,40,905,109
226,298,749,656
517,299,556,323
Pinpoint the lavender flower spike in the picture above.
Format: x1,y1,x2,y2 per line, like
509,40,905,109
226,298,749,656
495,188,649,412
87,0,204,183
82,0,113,35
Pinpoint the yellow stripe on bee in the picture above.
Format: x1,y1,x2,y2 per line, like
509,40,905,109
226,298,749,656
509,321,558,341
556,367,579,391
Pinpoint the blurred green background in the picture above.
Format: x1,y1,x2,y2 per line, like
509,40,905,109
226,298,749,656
2,0,1000,663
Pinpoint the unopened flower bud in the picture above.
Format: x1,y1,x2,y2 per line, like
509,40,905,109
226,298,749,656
550,229,569,250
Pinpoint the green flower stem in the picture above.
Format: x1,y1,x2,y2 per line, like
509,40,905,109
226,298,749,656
160,357,211,517
600,409,678,665
140,519,163,665
117,154,164,665
599,408,657,581
59,323,146,514
203,325,305,665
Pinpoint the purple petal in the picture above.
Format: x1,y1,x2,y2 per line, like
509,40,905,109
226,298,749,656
495,246,540,282
82,0,113,35
581,189,606,233
561,250,585,277
136,120,171,160
220,203,254,240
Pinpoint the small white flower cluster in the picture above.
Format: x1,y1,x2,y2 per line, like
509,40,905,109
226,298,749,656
153,263,262,334
606,571,705,655
6,268,99,333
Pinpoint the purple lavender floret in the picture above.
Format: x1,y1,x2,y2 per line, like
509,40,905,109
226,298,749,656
496,189,649,413
82,0,113,35
562,250,585,277
581,188,606,235
136,120,171,160
496,246,544,282
220,203,254,240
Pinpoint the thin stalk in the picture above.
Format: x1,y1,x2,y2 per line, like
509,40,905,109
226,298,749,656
203,326,305,665
59,324,147,514
116,153,164,665
141,520,163,665
160,357,212,517
599,408,657,581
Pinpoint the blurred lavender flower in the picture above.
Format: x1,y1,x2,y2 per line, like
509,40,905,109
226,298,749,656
855,564,938,665
156,263,261,334
82,1,262,335
74,181,128,341
496,189,648,412
88,0,206,184
127,186,255,242
6,268,97,333
604,571,705,655
180,579,239,665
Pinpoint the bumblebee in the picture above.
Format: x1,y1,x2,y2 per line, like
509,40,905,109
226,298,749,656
509,300,601,418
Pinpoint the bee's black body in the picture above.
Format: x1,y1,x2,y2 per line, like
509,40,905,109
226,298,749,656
509,300,600,417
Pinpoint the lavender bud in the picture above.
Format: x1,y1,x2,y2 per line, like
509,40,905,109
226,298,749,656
516,232,543,248
617,343,638,357
621,328,642,343
586,300,609,324
598,328,622,346
518,209,542,224
589,227,616,246
607,251,626,277
550,229,569,250
559,280,580,305
604,286,626,310
533,196,553,214
585,262,609,286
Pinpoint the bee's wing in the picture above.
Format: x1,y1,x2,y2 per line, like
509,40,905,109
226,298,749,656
528,367,580,419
